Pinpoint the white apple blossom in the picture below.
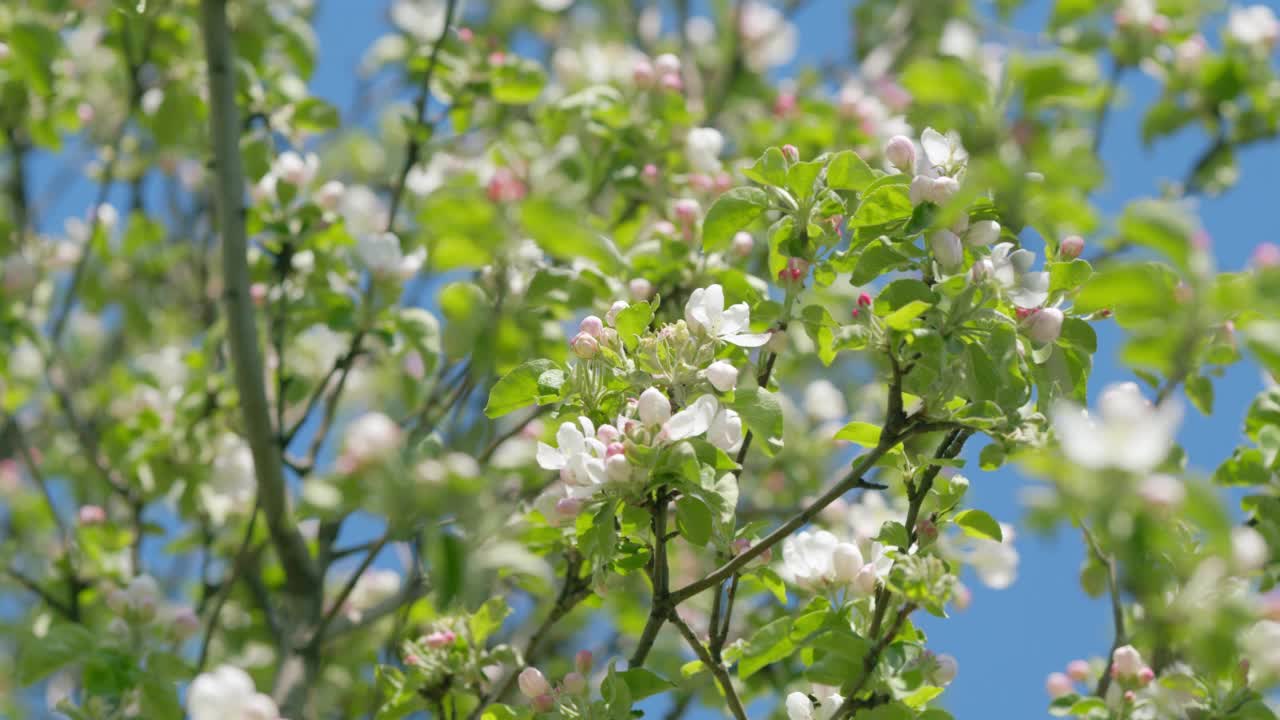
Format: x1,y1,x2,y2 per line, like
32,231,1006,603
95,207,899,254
1232,526,1269,572
273,151,319,186
920,127,968,177
293,324,347,377
188,665,281,720
705,361,740,392
780,529,838,590
537,418,609,497
638,387,673,425
738,1,798,72
962,523,1019,589
1227,5,1279,49
341,185,389,237
341,412,402,470
205,434,257,524
343,568,401,622
965,219,1000,247
929,230,964,272
662,394,745,452
1051,382,1182,473
1242,620,1280,677
356,232,404,276
391,0,449,41
684,284,771,347
785,690,843,720
686,127,725,174
989,242,1050,308
803,380,847,423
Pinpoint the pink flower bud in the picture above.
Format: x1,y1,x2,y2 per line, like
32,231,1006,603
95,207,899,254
596,424,620,444
731,232,754,257
851,308,860,319
575,649,594,674
1138,667,1155,686
642,163,660,184
1111,645,1144,678
570,332,599,359
519,668,551,699
424,630,456,648
782,144,800,162
857,292,873,307
629,278,654,299
633,59,655,87
673,198,701,226
884,135,916,173
556,497,583,517
405,654,422,666
1046,672,1074,698
532,693,555,712
171,606,200,638
488,51,506,66
486,168,526,203
933,654,958,685
579,315,604,338
605,442,626,457
660,72,683,92
773,92,797,117
78,505,106,525
714,173,733,193
1123,691,1136,704
652,220,677,237
952,583,972,611
457,27,474,43
654,53,680,75
562,671,587,694
1066,660,1091,682
1149,14,1170,35
77,102,95,124
1059,234,1085,260
250,283,268,306
916,518,938,544
1252,242,1280,268
1022,307,1064,344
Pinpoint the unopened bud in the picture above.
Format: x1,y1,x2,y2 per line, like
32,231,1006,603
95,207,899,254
964,219,1000,247
1252,242,1280,268
642,163,660,184
562,671,587,694
1022,307,1064,344
857,292,873,307
629,278,654,299
532,693,555,713
970,258,993,283
1123,690,1136,704
78,505,106,525
638,387,672,426
654,53,681,75
1138,667,1155,686
633,59,655,87
660,72,683,92
673,198,701,226
952,583,972,611
782,144,800,162
731,232,754,257
1059,235,1085,260
1066,660,1091,682
171,606,200,638
705,360,739,392
916,517,939,544
605,300,629,326
555,497,583,517
518,668,551,699
579,315,604,338
1046,672,1074,699
575,649,594,674
424,629,456,648
928,230,964,272
570,332,598,359
766,329,788,353
933,654,958,685
884,135,916,173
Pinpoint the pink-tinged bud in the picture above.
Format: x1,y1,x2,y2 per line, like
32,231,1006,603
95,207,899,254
732,538,752,555
575,649,594,674
1059,235,1085,260
928,230,964,272
570,332,599,359
1015,307,1036,321
457,27,474,43
652,220,677,237
605,300,629,326
605,442,626,458
1138,667,1155,686
654,53,680,75
1046,672,1074,698
714,173,733,193
405,653,423,666
688,173,714,192
852,564,879,596
970,258,993,283
1123,691,1136,704
952,583,972,611
596,424,620,444
857,292,873,307
767,329,788,353
731,231,754,257
579,315,604,338
555,497,582,517
518,668,551,699
964,219,1000,247
78,505,106,525
1253,242,1280,268
250,283,269,306
1138,473,1184,512
705,360,739,392
851,308,860,319
532,693,556,713
660,72,683,92
425,629,456,647
884,135,916,173
629,277,654,300
314,180,345,211
488,51,506,66
784,257,809,282
1098,308,1112,319
1022,307,1064,344
773,92,797,117
632,59,655,87
1111,645,1144,678
1066,660,1091,682
782,144,800,162
1113,8,1133,27
1149,14,1170,35
487,168,527,203
915,518,938,544
933,654,959,685
77,102,95,124
641,163,660,184
673,198,701,226
171,606,200,638
562,671,587,695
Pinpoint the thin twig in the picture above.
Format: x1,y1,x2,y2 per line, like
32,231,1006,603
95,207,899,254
196,505,262,672
667,610,748,720
1082,523,1125,697
310,533,392,647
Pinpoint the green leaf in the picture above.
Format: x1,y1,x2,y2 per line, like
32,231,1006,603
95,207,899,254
729,388,783,454
851,185,913,228
743,147,789,187
614,301,654,350
469,597,511,644
19,624,96,684
485,359,565,417
884,300,932,331
1243,321,1280,379
739,616,794,679
293,97,341,133
850,240,913,285
827,150,877,192
616,668,675,701
1116,199,1196,271
835,421,881,447
602,662,633,720
1048,259,1093,294
521,199,622,272
139,674,183,719
952,509,1003,541
1073,263,1177,317
787,160,826,202
439,281,491,361
10,23,60,97
702,187,770,252
1186,375,1214,415
492,60,547,104
676,495,714,547
430,530,467,608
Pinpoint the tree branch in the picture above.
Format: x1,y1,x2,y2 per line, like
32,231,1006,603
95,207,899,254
310,533,391,647
630,491,672,666
1082,523,1125,697
200,0,318,595
668,610,748,720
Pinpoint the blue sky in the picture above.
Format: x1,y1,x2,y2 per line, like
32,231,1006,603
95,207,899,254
23,1,1280,717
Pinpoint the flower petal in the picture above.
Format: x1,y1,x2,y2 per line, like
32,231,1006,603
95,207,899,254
725,332,772,347
719,302,751,336
663,395,719,441
536,442,566,470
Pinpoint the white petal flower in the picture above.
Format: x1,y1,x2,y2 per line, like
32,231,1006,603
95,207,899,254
663,395,720,442
1051,381,1182,473
341,412,402,470
989,242,1050,308
356,232,405,276
738,1,797,72
779,529,839,590
537,418,609,497
786,692,815,720
391,0,448,41
205,435,257,524
708,407,744,452
803,380,847,423
1227,5,1278,48
188,665,279,720
920,127,968,176
638,387,673,426
705,361,740,392
686,127,725,174
965,523,1019,589
685,284,770,347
